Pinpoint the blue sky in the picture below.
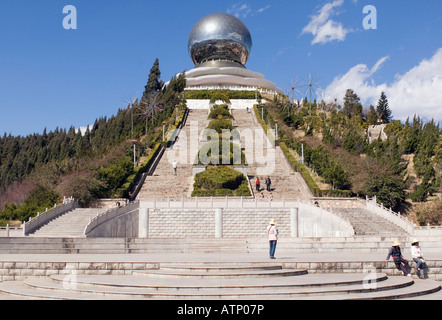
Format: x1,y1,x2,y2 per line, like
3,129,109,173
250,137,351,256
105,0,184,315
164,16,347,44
1,0,441,136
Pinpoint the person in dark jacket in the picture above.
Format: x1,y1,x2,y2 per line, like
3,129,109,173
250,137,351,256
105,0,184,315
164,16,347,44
385,241,411,277
265,176,272,192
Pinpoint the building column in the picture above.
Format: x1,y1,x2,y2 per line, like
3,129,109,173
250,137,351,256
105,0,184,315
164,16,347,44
291,208,299,238
215,208,223,239
139,208,149,239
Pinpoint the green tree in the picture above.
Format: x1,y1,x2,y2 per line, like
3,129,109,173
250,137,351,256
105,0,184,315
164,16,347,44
411,166,439,202
376,91,392,124
142,58,164,103
413,119,440,176
343,89,363,120
367,105,378,125
342,123,367,155
365,174,406,210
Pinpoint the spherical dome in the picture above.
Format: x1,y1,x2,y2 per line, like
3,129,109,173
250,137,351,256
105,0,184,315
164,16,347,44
188,13,252,67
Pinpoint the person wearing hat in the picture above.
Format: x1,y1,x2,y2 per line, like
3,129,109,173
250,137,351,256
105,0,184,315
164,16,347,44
267,219,279,259
411,239,426,279
385,241,411,277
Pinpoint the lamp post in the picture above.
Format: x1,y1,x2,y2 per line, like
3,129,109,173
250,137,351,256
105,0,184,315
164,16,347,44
274,120,279,149
162,121,167,142
274,120,279,142
300,139,305,165
131,139,138,168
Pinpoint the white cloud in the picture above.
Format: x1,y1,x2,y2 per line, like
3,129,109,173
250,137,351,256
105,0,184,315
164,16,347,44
257,5,271,14
321,49,442,123
227,3,271,18
302,0,352,45
227,4,252,18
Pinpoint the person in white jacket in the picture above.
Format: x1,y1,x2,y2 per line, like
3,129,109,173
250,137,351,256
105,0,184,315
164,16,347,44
267,219,279,259
411,239,426,279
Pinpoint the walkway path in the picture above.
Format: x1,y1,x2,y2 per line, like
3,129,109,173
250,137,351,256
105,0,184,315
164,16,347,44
232,108,312,200
137,109,209,200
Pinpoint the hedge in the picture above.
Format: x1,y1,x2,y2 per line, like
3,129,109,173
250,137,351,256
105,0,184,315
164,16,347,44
196,140,247,166
185,90,262,100
192,166,251,197
209,105,233,120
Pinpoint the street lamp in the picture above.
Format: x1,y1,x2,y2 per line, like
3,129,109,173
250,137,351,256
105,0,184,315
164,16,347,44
162,121,167,142
300,139,305,165
274,120,279,142
131,139,138,168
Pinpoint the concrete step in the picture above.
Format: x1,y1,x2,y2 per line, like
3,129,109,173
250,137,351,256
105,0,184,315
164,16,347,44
29,209,104,238
0,267,439,300
2,237,442,254
132,268,308,279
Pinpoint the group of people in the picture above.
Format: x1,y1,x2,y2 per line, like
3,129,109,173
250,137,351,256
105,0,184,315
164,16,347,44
256,176,273,201
266,220,428,279
385,239,427,279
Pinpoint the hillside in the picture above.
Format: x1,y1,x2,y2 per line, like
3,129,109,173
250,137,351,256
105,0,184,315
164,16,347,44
262,90,441,226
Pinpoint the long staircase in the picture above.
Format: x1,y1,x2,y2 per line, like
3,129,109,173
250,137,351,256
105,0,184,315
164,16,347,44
137,109,209,200
232,108,312,200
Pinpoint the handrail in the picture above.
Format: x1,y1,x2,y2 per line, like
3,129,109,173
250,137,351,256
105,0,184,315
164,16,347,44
84,201,140,237
362,197,415,234
23,197,79,236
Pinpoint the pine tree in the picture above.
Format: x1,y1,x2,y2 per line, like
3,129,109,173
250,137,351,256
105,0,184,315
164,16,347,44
367,105,378,125
376,91,392,124
142,58,164,103
343,89,362,120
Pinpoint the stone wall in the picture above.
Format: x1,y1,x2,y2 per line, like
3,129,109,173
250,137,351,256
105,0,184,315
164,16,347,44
145,206,353,239
1,260,441,282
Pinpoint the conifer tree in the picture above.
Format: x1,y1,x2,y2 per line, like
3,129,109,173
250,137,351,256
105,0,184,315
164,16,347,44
343,89,362,119
142,58,164,103
376,91,392,124
367,105,378,125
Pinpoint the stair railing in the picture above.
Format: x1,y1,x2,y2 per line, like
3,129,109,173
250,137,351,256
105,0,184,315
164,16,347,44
23,197,79,236
363,196,415,235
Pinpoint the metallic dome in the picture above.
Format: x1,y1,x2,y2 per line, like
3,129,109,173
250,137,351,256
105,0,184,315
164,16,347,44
188,13,252,67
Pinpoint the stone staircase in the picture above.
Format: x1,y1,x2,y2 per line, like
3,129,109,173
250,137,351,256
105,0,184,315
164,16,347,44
137,109,209,200
232,109,312,201
0,262,440,300
333,208,408,236
27,208,104,238
136,107,312,201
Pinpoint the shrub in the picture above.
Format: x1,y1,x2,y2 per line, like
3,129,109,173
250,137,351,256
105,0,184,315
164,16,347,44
196,140,246,166
207,119,235,134
192,167,251,197
209,105,233,120
185,90,262,100
195,167,244,190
